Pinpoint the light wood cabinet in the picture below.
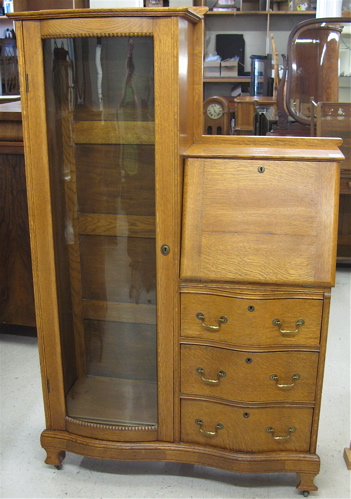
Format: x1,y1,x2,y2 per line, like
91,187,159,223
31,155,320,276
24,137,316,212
179,135,341,494
10,7,343,496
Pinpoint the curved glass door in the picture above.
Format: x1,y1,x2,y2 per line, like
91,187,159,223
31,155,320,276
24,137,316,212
43,36,157,426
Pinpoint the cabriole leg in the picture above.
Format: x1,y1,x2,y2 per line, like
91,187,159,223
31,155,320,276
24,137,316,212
296,472,318,494
44,449,66,469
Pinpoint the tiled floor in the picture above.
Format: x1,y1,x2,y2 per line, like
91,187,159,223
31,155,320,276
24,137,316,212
1,269,350,498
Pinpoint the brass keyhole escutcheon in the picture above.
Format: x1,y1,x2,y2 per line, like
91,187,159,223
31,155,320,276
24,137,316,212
160,244,170,256
258,166,265,173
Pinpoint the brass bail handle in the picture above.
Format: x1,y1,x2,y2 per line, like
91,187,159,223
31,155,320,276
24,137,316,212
195,419,224,436
196,312,228,331
272,318,305,335
196,367,226,384
270,373,301,388
266,426,296,440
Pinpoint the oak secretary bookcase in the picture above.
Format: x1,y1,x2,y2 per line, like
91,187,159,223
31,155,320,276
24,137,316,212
10,8,343,496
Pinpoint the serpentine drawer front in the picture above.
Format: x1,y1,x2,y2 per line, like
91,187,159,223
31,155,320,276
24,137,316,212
181,293,323,346
181,345,319,403
181,399,313,453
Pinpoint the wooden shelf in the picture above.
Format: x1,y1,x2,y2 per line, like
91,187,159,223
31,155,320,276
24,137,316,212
269,11,315,15
205,10,315,15
207,10,268,14
67,376,157,426
82,300,156,325
73,121,155,145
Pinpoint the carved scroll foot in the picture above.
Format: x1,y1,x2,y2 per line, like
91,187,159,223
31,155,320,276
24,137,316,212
296,472,318,494
44,449,66,469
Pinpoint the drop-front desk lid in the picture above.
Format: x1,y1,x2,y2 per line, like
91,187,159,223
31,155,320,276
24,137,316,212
181,136,343,288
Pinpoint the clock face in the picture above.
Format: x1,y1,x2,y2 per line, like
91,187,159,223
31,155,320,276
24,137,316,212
207,102,223,119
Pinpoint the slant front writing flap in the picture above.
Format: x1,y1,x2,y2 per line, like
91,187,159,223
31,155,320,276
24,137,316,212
181,157,339,287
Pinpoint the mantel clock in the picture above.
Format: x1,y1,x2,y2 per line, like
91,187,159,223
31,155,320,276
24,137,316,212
203,95,231,135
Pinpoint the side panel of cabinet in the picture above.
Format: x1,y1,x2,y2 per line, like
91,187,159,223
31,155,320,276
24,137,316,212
17,20,67,430
172,16,205,442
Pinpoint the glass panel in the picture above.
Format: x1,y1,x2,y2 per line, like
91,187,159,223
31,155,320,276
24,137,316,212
43,36,157,426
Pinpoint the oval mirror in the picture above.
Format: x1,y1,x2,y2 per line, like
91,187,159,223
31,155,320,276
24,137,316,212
285,17,350,125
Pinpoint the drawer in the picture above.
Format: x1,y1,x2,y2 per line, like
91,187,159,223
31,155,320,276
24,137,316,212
181,294,323,346
181,345,319,403
181,399,313,453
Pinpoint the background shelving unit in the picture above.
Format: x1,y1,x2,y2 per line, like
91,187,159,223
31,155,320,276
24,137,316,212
195,0,316,98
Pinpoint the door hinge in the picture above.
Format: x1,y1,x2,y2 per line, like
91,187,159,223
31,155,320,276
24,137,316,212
25,74,29,93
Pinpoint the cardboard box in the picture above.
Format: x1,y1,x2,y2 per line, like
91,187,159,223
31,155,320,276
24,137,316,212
204,61,221,77
221,60,238,77
241,0,263,11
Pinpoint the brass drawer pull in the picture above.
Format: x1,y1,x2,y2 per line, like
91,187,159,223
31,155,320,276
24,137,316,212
196,367,226,384
270,373,300,388
272,318,305,335
195,419,224,435
266,426,296,440
196,312,228,331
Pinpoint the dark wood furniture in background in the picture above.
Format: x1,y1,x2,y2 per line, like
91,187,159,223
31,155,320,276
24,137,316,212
0,100,36,328
234,95,276,134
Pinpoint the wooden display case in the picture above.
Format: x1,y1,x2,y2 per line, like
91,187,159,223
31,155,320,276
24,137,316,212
10,3,206,445
10,7,343,496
